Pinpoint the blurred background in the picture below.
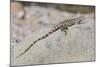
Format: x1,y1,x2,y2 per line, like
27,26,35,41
11,1,95,66
11,1,95,47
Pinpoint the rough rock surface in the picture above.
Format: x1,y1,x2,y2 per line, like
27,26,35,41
11,2,95,66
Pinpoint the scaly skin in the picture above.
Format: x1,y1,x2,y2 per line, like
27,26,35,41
16,16,85,58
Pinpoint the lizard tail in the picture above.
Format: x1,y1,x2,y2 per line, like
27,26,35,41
16,43,35,58
16,25,61,58
16,39,39,58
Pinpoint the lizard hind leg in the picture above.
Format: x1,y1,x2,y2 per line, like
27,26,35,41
60,27,68,35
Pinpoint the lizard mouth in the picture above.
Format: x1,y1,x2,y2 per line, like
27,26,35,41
78,18,85,24
78,19,85,24
79,21,85,24
75,16,85,24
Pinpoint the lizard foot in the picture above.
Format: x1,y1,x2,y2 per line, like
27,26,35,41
61,27,68,35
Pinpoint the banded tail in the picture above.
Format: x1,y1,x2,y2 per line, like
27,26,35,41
16,25,61,58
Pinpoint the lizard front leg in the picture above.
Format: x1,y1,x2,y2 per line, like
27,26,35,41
60,27,68,35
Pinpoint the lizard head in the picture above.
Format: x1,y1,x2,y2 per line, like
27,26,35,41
75,16,85,24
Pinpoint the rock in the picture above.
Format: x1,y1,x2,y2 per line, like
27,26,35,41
11,18,95,66
11,2,24,19
11,2,95,66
